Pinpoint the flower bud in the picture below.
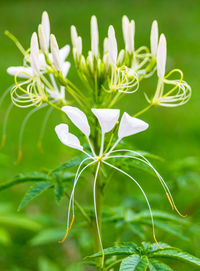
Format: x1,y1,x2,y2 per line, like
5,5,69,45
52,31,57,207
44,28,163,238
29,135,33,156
38,24,48,53
157,34,167,78
71,25,78,48
41,11,50,49
91,15,99,57
30,32,40,75
151,20,158,57
50,34,61,71
108,25,118,66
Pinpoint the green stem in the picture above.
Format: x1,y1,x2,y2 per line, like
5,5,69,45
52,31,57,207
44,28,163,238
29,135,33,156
133,104,153,118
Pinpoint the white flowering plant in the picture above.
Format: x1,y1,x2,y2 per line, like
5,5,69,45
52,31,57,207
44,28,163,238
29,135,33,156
0,11,199,271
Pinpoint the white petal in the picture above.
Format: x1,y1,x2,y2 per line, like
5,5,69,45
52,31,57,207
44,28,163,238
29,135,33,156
118,112,149,139
50,34,61,71
55,123,83,151
59,45,70,64
30,32,40,75
108,25,118,66
91,15,99,56
62,106,90,137
41,11,50,48
127,20,135,53
157,34,167,78
92,108,120,134
61,61,71,77
7,66,34,78
151,20,158,57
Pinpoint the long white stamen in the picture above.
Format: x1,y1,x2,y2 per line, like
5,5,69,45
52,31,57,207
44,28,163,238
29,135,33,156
1,103,13,148
93,162,104,266
86,137,96,157
17,105,46,161
102,160,157,244
108,149,179,212
37,107,53,151
67,159,96,230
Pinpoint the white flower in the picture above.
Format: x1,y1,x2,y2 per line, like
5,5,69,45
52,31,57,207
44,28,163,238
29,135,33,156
55,106,181,265
150,20,158,57
157,34,167,78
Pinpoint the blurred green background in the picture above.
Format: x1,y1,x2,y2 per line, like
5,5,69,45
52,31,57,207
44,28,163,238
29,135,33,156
0,0,200,270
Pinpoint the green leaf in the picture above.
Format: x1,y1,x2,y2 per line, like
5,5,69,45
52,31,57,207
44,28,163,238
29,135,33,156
55,183,65,203
150,249,200,266
38,257,60,271
149,259,173,271
0,215,41,231
0,172,51,192
87,246,135,259
0,227,11,245
30,228,67,246
53,157,83,172
120,255,148,271
18,181,52,211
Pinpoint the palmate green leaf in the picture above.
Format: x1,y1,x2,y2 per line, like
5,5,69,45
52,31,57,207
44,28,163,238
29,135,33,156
0,172,51,192
150,249,200,267
18,181,52,211
120,255,148,271
87,246,136,259
148,259,173,271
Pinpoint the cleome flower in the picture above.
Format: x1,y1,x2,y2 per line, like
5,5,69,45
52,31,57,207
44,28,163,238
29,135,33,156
7,11,71,108
70,16,157,104
146,34,191,107
55,106,184,267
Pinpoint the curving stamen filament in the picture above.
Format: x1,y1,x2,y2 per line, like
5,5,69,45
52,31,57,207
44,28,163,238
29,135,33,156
16,104,47,163
102,160,160,248
108,149,186,217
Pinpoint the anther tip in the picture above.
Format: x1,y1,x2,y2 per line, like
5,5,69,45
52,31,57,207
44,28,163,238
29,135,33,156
1,135,6,148
37,141,43,153
15,151,23,164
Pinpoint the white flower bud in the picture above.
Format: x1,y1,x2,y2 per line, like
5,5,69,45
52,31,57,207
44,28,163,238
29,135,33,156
157,34,167,78
71,25,78,48
122,15,129,45
30,32,40,75
50,34,61,71
38,24,48,53
151,20,158,57
91,15,99,57
108,25,118,66
76,36,82,58
41,11,50,49
127,20,135,53
87,51,94,73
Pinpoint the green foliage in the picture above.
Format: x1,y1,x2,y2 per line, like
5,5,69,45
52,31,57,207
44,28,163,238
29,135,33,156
18,181,52,211
87,242,200,270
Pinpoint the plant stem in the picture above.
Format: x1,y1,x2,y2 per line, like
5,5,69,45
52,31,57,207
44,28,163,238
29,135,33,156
133,104,153,118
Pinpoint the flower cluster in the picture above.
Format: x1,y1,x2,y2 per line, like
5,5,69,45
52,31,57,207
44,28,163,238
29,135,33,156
55,106,184,266
7,11,71,108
